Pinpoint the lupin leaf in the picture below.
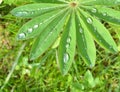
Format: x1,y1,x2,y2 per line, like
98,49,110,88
16,9,68,40
11,3,68,18
76,11,96,66
82,0,120,6
30,11,69,60
58,13,76,75
79,9,118,53
83,6,120,25
33,0,68,3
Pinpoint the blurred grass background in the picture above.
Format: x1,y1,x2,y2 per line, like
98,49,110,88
0,0,120,91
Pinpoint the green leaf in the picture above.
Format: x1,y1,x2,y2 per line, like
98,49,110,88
79,9,118,53
30,10,69,60
76,11,96,66
83,6,120,25
33,0,68,3
58,13,76,75
84,70,95,88
82,0,120,6
11,3,68,18
16,9,68,40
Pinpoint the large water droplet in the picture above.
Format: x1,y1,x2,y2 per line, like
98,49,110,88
67,37,71,43
33,25,39,29
18,33,26,39
91,8,97,13
63,53,69,63
27,28,33,33
87,17,93,24
79,28,83,33
16,11,28,16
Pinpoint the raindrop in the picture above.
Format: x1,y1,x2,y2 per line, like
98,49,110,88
91,8,97,13
67,37,71,43
79,28,83,33
16,11,28,16
102,13,107,16
18,33,26,39
109,46,113,49
89,64,94,68
87,17,93,24
33,24,39,29
27,28,33,33
66,44,70,48
39,23,43,25
63,53,69,63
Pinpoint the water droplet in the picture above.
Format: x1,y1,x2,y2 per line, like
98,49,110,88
33,25,39,29
79,28,83,33
63,53,69,63
109,46,113,49
18,33,26,39
102,13,107,16
16,11,28,16
91,8,97,13
39,23,42,25
66,44,70,48
87,17,93,24
89,64,94,68
27,28,33,33
67,37,71,43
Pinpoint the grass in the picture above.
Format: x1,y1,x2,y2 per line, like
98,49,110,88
0,0,120,92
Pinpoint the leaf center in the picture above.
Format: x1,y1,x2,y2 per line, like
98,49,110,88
69,1,78,8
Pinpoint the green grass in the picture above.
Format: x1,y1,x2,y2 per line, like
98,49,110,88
0,0,120,92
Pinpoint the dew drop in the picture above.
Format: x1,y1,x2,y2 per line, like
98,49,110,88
39,23,43,25
89,64,94,68
87,17,93,24
66,44,70,48
102,13,107,16
91,8,97,13
63,53,69,63
67,37,71,43
16,11,28,16
33,25,39,29
27,28,33,33
18,33,26,39
79,28,83,33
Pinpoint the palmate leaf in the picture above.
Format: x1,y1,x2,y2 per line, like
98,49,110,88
30,10,69,60
82,6,120,25
33,0,68,3
58,13,76,75
16,9,68,40
82,0,120,6
11,0,119,75
76,11,96,67
11,3,68,18
79,9,118,53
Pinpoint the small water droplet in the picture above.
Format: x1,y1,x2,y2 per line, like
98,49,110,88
63,53,69,63
67,37,71,43
79,28,83,33
27,28,33,33
87,17,93,24
33,25,39,29
66,44,70,48
18,33,26,39
91,8,97,13
39,23,42,25
102,13,107,16
89,64,94,68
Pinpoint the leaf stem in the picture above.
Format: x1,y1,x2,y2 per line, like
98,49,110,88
1,42,27,90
